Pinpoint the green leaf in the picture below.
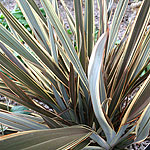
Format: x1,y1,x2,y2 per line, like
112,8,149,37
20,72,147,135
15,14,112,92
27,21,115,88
110,125,128,147
0,124,8,133
73,138,90,150
59,0,75,27
42,116,63,129
132,31,150,79
0,102,12,111
12,11,23,19
116,126,136,146
10,106,31,115
48,19,58,64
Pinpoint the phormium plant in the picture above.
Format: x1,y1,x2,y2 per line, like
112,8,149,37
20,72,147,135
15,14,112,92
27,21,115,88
0,0,149,149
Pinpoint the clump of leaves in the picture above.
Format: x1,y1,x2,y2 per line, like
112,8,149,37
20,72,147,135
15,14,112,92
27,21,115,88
0,0,149,149
0,5,46,33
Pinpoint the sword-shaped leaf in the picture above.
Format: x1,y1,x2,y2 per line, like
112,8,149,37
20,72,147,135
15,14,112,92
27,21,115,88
26,0,47,25
0,53,58,107
120,75,150,127
0,24,39,65
116,0,150,84
0,2,68,87
0,126,92,150
40,0,89,89
0,42,29,75
90,133,110,149
69,63,77,111
88,32,116,143
0,111,48,131
134,104,150,143
127,76,150,122
73,0,87,70
107,0,128,54
16,0,51,54
86,0,94,58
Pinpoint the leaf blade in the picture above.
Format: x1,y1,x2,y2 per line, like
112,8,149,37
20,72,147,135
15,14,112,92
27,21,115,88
88,32,116,143
0,126,92,150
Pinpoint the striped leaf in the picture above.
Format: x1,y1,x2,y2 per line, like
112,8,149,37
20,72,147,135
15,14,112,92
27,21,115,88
88,32,116,143
0,126,92,150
